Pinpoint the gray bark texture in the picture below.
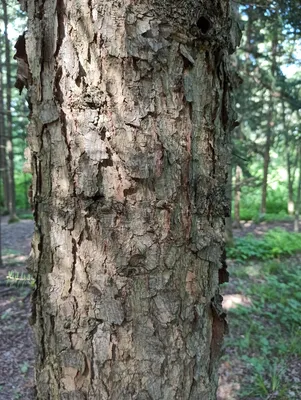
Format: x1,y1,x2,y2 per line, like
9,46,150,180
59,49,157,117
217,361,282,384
23,0,241,398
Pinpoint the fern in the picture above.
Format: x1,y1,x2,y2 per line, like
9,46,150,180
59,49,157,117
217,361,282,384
6,271,35,287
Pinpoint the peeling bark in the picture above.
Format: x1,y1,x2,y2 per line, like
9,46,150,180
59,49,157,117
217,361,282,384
26,0,240,399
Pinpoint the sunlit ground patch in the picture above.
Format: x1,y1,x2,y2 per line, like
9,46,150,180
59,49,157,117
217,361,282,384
222,294,252,310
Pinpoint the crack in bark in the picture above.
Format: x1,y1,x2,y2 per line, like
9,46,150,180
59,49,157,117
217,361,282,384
69,238,77,294
54,0,65,58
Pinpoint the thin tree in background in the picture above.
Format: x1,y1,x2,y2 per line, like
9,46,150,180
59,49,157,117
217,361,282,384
0,31,9,213
261,26,278,215
260,93,273,215
294,141,301,232
225,160,233,244
0,32,5,268
2,0,18,222
282,100,299,216
233,165,242,228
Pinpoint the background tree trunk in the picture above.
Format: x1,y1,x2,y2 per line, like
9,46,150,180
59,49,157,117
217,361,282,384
282,101,295,215
260,29,278,215
0,33,9,212
2,0,18,221
25,0,240,398
294,145,301,232
0,40,6,267
233,165,242,228
260,105,272,215
224,160,233,245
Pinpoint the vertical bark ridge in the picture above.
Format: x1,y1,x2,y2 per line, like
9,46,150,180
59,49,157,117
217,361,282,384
26,0,241,399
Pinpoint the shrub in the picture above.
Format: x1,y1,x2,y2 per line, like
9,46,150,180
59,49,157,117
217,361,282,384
227,228,301,261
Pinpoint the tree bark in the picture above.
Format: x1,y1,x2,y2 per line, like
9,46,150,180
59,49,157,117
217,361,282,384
25,1,240,398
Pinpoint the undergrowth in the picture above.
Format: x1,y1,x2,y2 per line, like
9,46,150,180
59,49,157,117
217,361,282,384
227,228,301,261
222,260,301,398
6,271,34,287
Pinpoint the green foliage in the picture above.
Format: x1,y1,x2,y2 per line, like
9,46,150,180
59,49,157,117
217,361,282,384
14,173,31,210
259,212,293,223
20,362,29,374
224,260,301,398
266,186,289,214
227,228,301,261
1,171,32,214
17,213,33,220
239,184,290,222
6,271,34,287
239,204,259,221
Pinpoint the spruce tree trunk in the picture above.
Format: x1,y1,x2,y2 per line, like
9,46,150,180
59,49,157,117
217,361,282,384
24,0,240,398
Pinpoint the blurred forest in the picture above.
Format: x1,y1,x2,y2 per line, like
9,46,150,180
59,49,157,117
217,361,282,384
230,1,301,232
0,0,29,222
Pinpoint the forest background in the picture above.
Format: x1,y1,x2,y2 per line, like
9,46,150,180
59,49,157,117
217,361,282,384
0,0,301,399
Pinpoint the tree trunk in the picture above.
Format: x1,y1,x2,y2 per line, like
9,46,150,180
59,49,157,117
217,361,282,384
282,101,294,215
260,28,277,215
0,50,5,267
2,0,18,222
287,170,295,215
25,0,240,398
224,160,233,245
0,34,9,213
233,165,242,228
294,146,301,232
260,105,272,215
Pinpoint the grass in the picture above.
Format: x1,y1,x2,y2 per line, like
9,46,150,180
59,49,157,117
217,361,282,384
17,213,33,220
227,228,301,261
239,209,294,223
221,257,301,398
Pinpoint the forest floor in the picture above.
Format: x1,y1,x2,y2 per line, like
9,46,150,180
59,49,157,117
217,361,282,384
0,216,35,400
0,216,300,399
